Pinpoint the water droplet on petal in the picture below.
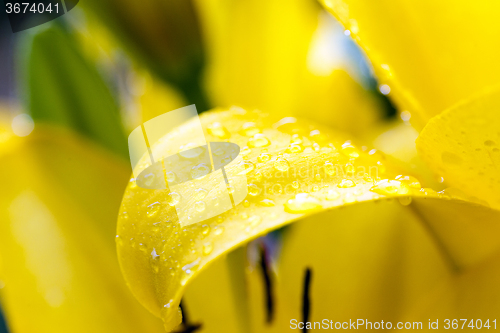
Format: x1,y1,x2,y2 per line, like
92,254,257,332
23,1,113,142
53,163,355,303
338,179,356,188
147,202,161,217
191,163,211,179
178,143,205,159
326,190,340,200
258,199,275,207
395,175,421,189
201,224,211,235
195,201,206,212
194,188,208,200
203,242,213,255
248,133,270,148
274,157,290,172
324,162,337,176
166,171,176,183
248,183,261,196
370,179,410,196
341,143,359,159
398,196,412,206
343,193,356,203
258,152,271,163
207,122,231,139
441,151,463,166
240,146,252,156
248,215,262,227
143,173,156,187
284,193,323,214
238,161,255,175
166,192,181,206
213,227,224,236
287,143,303,153
240,122,261,136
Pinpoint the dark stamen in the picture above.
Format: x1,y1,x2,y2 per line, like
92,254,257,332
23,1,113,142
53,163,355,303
259,245,275,324
174,300,202,333
302,268,313,333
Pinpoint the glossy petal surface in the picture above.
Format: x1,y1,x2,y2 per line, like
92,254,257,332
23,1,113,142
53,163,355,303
417,88,500,210
0,127,165,333
320,0,500,125
118,108,500,331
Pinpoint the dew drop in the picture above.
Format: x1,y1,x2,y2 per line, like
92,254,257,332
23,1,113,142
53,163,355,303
441,151,463,166
363,173,374,183
341,143,360,159
324,162,337,176
287,143,303,153
284,193,323,214
326,190,340,200
258,199,275,207
240,146,252,156
207,122,231,139
343,193,356,203
195,201,206,212
398,197,413,206
248,133,271,148
213,226,225,236
147,202,161,217
292,181,300,189
248,183,261,196
345,163,355,175
395,175,421,189
178,143,205,159
485,140,496,147
166,171,176,183
238,161,255,175
258,152,272,163
213,147,225,156
143,173,155,187
291,134,303,145
139,243,148,253
248,215,262,227
194,188,208,200
240,122,261,136
201,224,211,235
191,163,211,179
243,199,251,207
253,172,263,182
338,179,356,188
203,242,213,255
166,192,181,206
274,157,290,172
370,179,410,195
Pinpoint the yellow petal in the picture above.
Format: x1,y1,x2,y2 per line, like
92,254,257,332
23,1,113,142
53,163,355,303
0,127,165,333
407,247,500,320
320,0,500,125
195,0,384,134
416,87,500,210
118,107,500,331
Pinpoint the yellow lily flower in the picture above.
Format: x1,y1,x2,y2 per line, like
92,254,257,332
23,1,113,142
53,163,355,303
115,1,500,332
2,0,499,331
118,106,500,331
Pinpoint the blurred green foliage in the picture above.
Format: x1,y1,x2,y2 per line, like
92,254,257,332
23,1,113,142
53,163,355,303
17,22,128,159
83,0,209,111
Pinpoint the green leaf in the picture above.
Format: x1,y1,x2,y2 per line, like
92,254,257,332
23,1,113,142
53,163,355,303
18,22,128,159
